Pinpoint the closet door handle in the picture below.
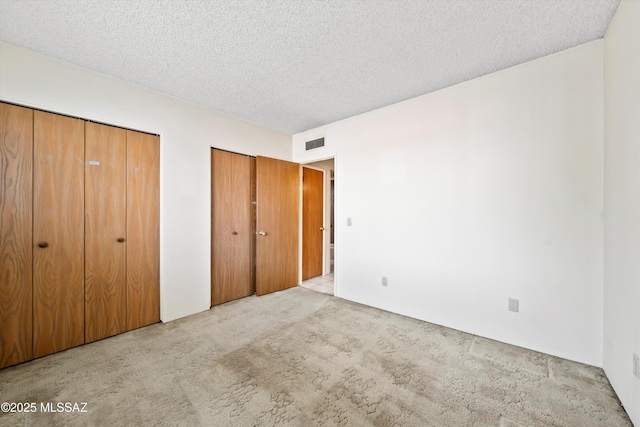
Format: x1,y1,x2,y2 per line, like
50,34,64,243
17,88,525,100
38,242,49,248
256,231,266,236
117,238,125,243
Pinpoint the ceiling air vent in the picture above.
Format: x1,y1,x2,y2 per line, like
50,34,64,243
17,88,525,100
305,137,325,151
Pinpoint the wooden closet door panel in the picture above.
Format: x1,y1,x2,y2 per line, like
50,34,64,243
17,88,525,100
211,149,232,306
0,103,33,368
211,149,254,306
126,130,160,330
249,156,256,295
255,156,299,296
33,111,85,358
85,122,127,343
230,153,253,300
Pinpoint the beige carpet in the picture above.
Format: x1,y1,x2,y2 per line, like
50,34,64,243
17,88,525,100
0,287,632,426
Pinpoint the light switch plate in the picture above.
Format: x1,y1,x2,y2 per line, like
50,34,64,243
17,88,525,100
508,298,519,313
633,353,639,379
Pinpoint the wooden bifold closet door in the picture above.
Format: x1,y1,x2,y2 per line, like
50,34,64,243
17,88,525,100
0,103,33,367
33,110,85,358
84,122,127,343
1,102,160,369
126,130,160,330
211,151,300,304
211,149,254,306
84,125,160,342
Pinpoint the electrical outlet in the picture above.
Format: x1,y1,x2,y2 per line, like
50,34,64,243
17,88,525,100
381,276,388,287
347,218,352,226
508,298,519,313
633,353,640,379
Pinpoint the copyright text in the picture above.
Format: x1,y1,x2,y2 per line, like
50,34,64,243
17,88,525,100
1,402,88,413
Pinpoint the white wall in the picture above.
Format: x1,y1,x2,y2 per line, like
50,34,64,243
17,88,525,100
293,41,604,366
0,42,291,322
603,1,640,424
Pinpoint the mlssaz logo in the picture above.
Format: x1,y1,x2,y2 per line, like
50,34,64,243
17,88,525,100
40,402,88,413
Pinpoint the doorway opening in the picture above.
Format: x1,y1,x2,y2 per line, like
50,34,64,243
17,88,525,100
300,158,334,295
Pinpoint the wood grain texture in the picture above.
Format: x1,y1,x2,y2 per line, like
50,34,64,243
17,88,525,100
250,156,256,295
0,103,33,369
256,156,299,296
211,149,253,306
84,122,127,343
212,149,232,305
33,110,85,358
302,167,324,280
126,130,160,330
230,152,254,300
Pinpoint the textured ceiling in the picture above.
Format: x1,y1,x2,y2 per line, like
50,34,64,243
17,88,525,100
0,0,620,134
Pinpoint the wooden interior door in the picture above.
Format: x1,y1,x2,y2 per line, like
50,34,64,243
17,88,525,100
1,103,33,368
33,110,85,358
302,167,324,280
84,122,127,343
211,149,254,306
126,130,160,330
255,156,299,296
